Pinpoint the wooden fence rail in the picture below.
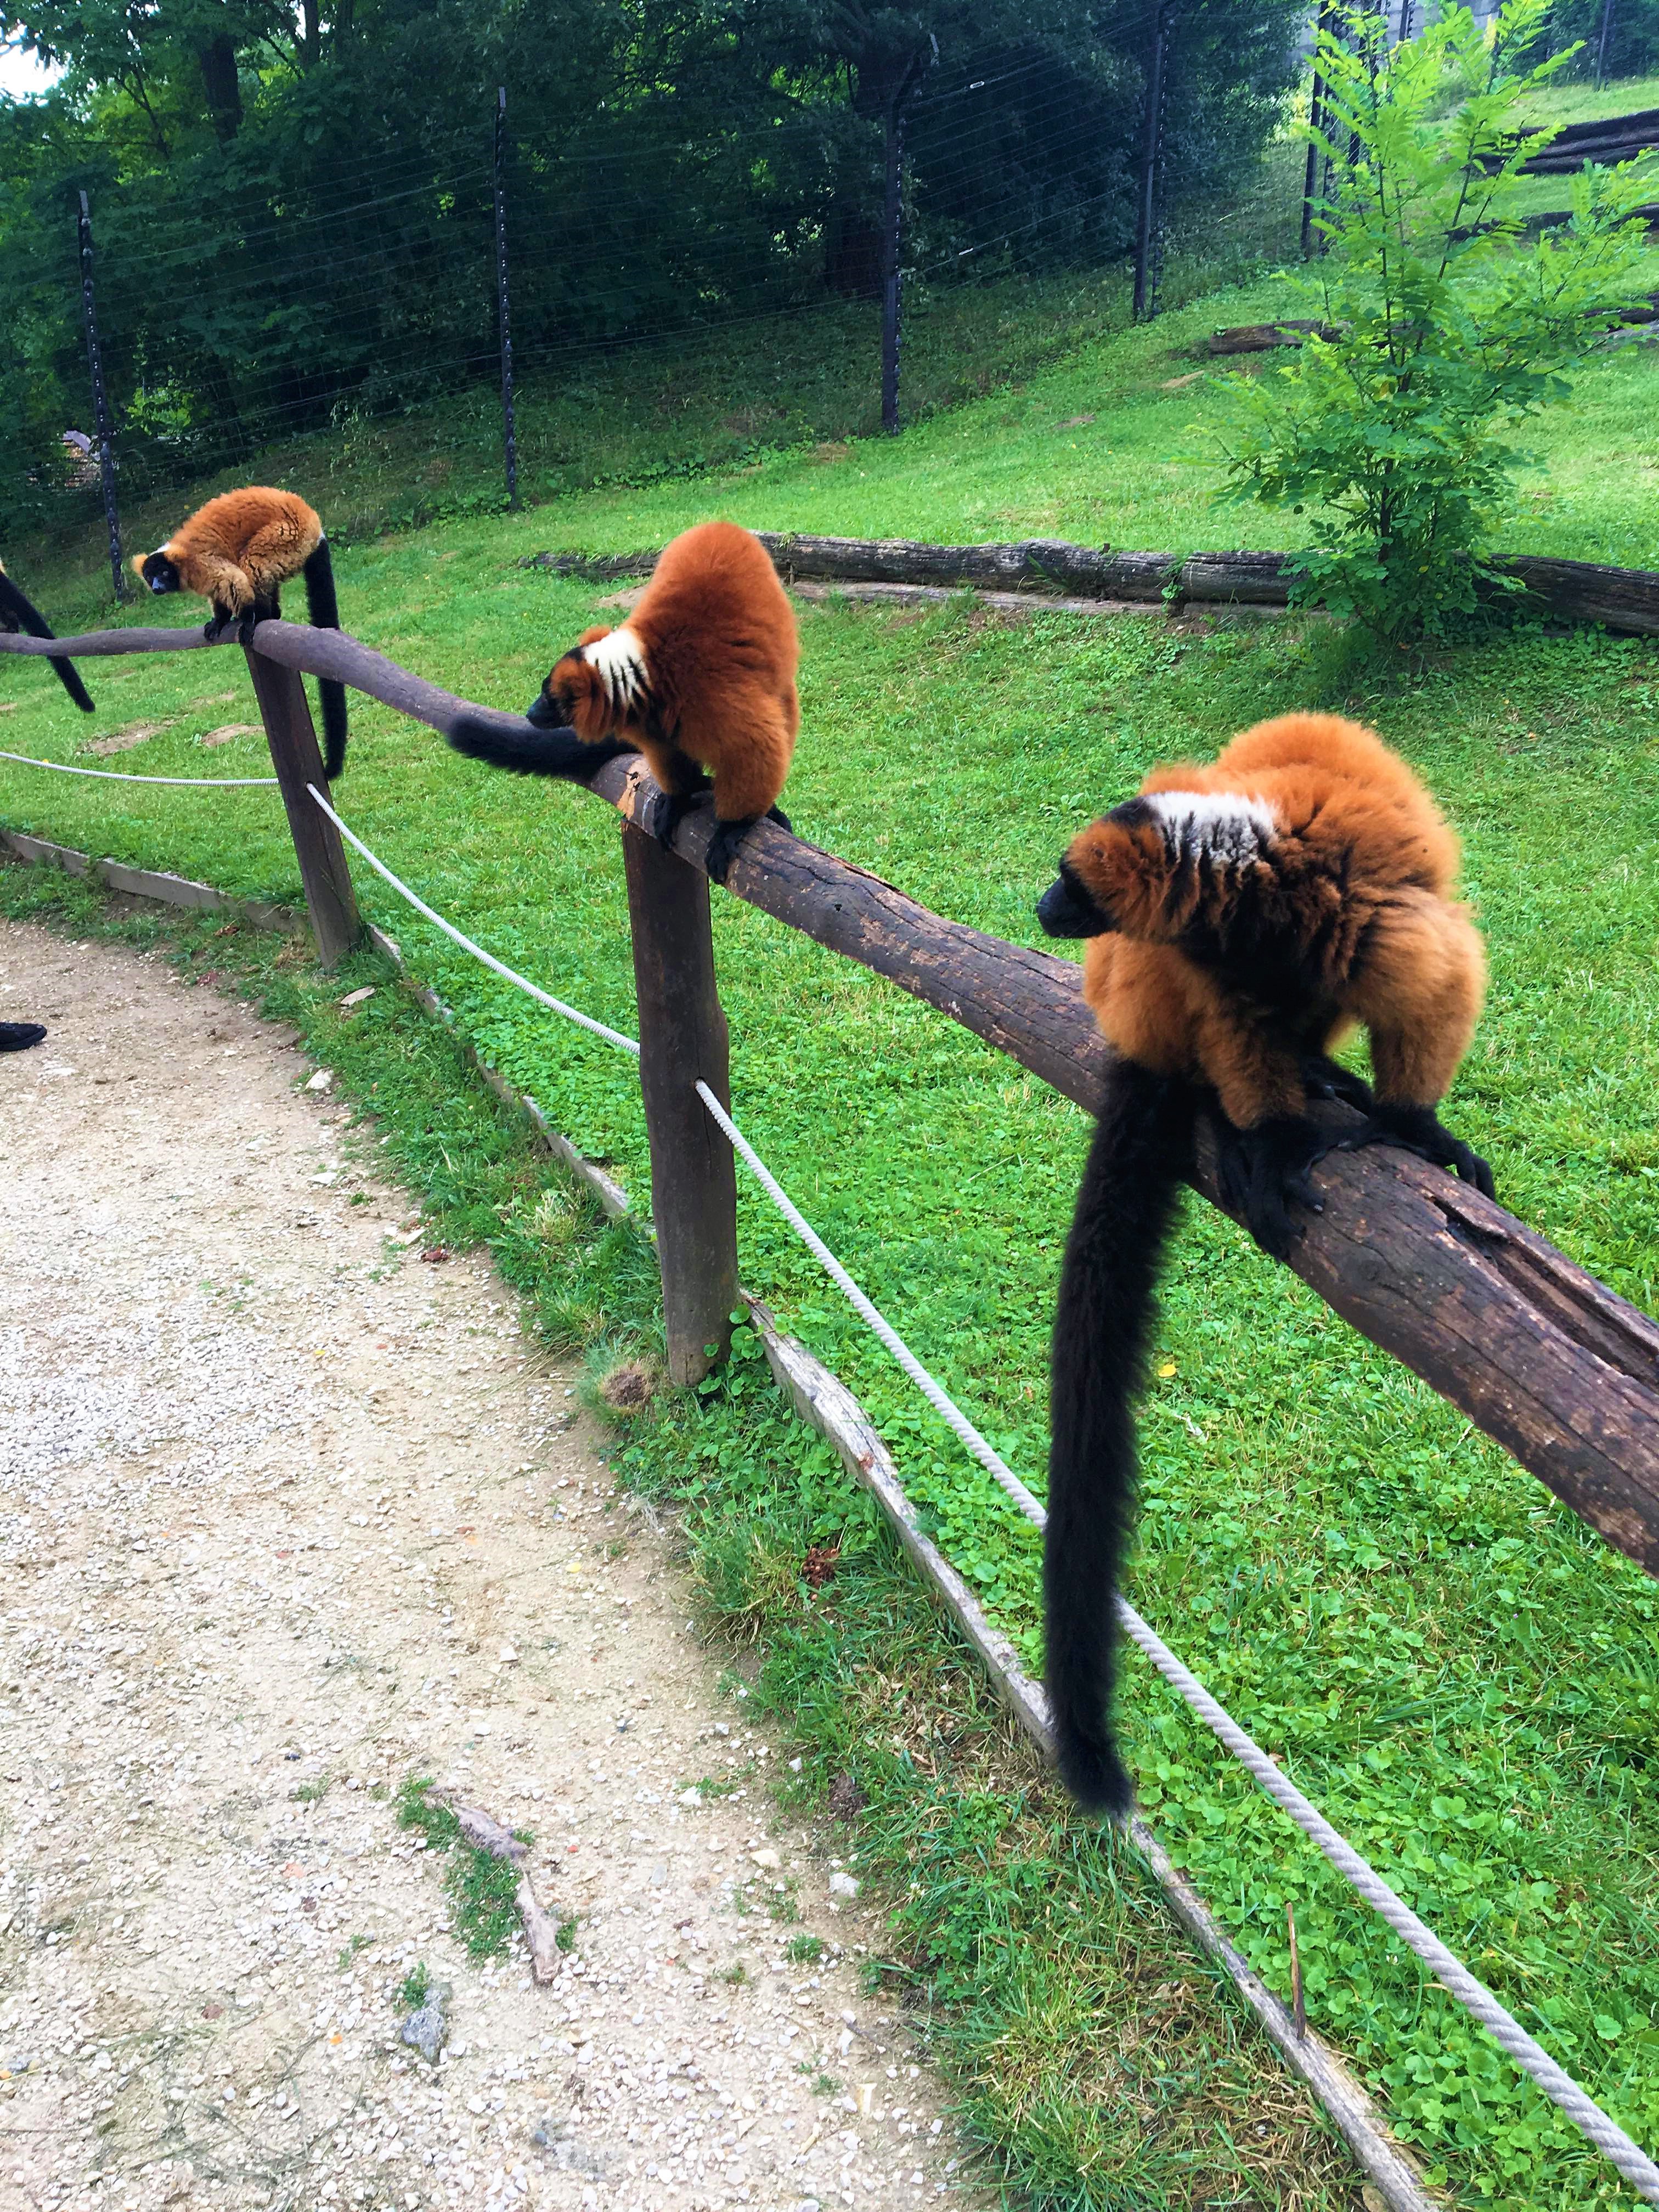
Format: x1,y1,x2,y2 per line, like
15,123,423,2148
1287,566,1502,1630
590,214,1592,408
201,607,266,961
5,615,1658,1566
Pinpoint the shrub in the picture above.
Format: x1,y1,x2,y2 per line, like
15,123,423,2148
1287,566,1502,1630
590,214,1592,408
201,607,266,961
1221,0,1657,641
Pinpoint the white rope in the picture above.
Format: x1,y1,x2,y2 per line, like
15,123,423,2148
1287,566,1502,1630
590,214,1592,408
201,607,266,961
0,746,277,787
278,795,1658,2202
306,785,640,1057
695,1076,1659,2205
694,1079,1047,1527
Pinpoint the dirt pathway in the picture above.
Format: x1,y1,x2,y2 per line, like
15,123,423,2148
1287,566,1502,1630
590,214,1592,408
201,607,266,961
0,917,990,2212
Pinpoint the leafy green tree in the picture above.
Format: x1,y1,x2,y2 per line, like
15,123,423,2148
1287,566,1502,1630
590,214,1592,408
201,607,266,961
1221,0,1657,641
0,0,1301,534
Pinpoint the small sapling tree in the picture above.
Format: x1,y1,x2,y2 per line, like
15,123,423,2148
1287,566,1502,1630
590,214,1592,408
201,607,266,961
1222,0,1656,640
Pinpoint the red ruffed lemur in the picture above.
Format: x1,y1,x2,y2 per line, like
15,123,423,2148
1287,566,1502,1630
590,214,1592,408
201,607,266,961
447,520,799,884
1035,710,1493,1816
133,488,348,779
0,558,94,714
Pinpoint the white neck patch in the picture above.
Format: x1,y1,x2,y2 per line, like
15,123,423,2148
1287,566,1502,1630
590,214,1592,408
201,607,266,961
583,627,649,715
1146,789,1277,865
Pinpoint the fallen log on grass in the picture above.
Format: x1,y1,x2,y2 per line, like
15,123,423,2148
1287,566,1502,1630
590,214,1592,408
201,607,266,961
520,533,1659,634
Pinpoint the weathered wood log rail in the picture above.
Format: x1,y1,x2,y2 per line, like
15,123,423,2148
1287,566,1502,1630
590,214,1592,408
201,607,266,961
527,529,1659,635
5,613,1658,1576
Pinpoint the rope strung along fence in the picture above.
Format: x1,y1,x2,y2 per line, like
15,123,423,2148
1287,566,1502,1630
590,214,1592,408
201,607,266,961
313,781,1659,2205
306,785,639,1058
693,1068,1659,2199
0,747,277,788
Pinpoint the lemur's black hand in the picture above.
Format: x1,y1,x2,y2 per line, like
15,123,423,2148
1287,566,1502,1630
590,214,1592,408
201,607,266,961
1214,1114,1327,1261
1337,1103,1495,1200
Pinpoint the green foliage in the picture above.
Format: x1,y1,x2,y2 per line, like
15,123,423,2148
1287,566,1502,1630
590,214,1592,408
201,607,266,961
396,1960,432,2011
396,1775,534,1961
0,0,1302,534
1222,0,1657,640
1520,0,1659,81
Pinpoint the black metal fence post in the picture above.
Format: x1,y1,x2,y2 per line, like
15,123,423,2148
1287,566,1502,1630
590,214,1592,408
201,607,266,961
77,191,128,603
1594,0,1616,84
1301,0,1336,258
880,37,935,437
880,100,907,435
1132,4,1171,321
493,86,518,508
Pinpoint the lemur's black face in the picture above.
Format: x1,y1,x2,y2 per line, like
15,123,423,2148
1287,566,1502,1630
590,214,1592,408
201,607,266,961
526,686,571,729
139,551,180,595
1037,859,1115,940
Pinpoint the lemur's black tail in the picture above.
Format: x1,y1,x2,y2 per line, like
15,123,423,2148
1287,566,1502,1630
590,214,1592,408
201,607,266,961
0,569,94,713
447,717,639,779
301,539,348,780
1045,1060,1194,1814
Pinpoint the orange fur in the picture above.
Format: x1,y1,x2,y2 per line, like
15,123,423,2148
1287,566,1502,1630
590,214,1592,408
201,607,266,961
134,487,323,617
536,521,799,825
1066,712,1485,1131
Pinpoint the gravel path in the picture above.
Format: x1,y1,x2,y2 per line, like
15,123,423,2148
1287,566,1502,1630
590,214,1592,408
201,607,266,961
0,917,991,2212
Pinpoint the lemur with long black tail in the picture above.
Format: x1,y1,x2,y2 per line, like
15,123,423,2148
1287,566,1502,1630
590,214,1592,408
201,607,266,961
447,520,798,885
134,488,348,779
1036,711,1493,1815
0,558,94,714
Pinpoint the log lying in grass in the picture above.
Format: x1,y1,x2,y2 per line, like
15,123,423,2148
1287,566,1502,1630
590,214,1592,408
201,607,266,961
5,613,1659,1574
522,533,1659,634
1518,106,1659,171
1209,295,1659,354
1208,319,1342,354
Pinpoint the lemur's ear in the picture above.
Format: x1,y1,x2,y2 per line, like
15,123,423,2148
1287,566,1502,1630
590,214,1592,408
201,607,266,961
576,625,611,647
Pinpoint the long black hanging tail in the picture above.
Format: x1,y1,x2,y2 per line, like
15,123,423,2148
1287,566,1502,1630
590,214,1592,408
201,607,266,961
0,569,94,714
447,717,640,779
301,538,348,781
1045,1060,1195,1814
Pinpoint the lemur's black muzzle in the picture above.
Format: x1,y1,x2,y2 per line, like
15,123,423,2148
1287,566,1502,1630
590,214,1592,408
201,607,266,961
525,691,563,728
1037,862,1114,940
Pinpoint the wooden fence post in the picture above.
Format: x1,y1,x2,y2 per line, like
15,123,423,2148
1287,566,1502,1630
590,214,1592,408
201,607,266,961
244,646,362,966
620,819,739,1384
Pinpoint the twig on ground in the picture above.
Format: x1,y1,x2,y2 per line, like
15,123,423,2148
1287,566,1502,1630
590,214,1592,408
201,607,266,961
428,1791,562,1985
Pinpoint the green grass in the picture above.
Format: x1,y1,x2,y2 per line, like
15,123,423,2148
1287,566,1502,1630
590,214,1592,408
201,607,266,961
395,1776,535,1962
0,869,1366,2209
1515,72,1659,129
4,235,1659,2207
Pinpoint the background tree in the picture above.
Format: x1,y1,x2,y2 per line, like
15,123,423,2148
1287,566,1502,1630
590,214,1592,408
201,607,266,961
0,0,1302,530
1221,0,1657,641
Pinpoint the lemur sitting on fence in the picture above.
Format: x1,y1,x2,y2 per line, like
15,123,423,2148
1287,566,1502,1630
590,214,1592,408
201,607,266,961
447,520,799,885
133,488,349,779
1035,710,1493,1816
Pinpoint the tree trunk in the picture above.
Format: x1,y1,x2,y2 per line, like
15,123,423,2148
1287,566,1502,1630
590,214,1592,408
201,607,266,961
301,0,320,68
198,35,242,141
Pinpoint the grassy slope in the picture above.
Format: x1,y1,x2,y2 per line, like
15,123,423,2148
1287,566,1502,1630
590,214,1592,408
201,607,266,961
4,252,1659,2208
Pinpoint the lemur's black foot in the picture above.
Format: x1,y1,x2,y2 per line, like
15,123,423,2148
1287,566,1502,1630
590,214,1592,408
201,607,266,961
705,814,763,886
764,803,792,833
1,1021,47,1053
1302,1054,1375,1110
1214,1113,1327,1261
202,612,242,642
650,783,713,853
1337,1102,1495,1199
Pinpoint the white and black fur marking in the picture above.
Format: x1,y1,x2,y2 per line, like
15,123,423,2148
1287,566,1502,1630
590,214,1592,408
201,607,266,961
584,627,650,716
1143,789,1277,866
